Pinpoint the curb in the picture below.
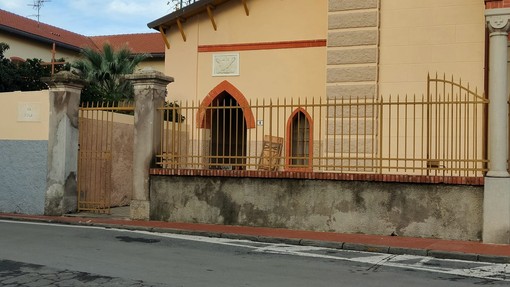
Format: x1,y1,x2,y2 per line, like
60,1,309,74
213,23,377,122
2,215,510,264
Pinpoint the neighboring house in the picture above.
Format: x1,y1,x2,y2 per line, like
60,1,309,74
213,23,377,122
0,8,164,72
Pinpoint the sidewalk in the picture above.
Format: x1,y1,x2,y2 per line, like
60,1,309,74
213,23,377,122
1,212,509,264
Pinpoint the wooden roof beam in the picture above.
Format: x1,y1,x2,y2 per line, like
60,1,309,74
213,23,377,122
159,26,171,49
242,0,249,16
176,18,187,42
206,5,218,31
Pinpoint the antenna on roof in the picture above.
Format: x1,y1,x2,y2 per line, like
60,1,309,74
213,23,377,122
28,0,51,27
168,0,196,11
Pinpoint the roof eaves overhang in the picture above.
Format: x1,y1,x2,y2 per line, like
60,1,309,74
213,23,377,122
147,0,232,30
0,25,84,53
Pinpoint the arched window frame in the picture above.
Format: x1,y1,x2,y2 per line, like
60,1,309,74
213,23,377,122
285,107,313,171
197,80,255,129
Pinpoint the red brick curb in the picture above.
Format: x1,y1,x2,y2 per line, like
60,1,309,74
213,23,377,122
1,213,509,263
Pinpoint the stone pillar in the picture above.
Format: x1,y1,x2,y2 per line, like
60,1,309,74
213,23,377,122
125,68,174,220
43,71,85,216
483,8,510,244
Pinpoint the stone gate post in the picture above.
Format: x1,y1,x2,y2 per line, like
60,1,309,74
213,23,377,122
43,71,85,215
125,68,174,220
484,8,510,244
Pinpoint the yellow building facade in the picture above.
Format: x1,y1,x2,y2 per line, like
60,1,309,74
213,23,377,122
152,0,485,101
149,0,487,176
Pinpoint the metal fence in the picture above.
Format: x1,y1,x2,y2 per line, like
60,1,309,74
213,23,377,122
157,76,488,177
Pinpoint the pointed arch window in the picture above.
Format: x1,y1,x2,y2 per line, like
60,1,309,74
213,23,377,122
286,108,313,170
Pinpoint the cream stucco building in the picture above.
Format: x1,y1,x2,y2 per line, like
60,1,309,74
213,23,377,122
146,0,487,173
149,0,485,102
0,9,165,72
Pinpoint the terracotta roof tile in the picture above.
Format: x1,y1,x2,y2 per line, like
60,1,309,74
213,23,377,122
90,33,164,55
0,9,96,50
0,9,164,55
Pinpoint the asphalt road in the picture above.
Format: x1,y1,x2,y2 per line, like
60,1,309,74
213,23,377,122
0,220,509,286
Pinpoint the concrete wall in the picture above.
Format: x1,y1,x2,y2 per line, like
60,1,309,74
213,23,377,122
79,112,134,207
138,59,165,74
111,115,134,206
151,176,483,241
0,90,50,214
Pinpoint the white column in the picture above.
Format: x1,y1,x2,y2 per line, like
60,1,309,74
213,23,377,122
483,8,510,244
486,9,510,177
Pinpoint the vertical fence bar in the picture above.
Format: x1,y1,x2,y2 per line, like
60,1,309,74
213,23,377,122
372,97,376,173
474,93,479,175
396,95,400,172
404,95,408,172
378,97,384,174
159,104,164,167
91,103,98,210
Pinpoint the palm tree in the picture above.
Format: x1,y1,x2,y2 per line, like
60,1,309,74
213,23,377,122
73,43,148,102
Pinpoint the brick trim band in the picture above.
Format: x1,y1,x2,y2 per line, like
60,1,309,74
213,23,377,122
150,168,484,186
198,39,327,52
485,0,510,9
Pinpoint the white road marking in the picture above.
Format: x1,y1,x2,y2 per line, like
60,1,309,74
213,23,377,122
1,219,509,282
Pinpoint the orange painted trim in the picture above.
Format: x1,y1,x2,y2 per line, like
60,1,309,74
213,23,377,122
285,108,313,171
197,80,256,129
198,39,327,53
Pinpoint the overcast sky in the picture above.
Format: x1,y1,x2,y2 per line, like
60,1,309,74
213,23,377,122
0,0,173,36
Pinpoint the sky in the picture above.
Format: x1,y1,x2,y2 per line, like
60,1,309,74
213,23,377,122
0,0,174,36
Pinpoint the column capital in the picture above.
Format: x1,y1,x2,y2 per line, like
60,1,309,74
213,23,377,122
124,68,174,88
486,8,510,33
43,71,86,91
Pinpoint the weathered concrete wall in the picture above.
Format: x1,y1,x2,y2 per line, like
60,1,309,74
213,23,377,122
79,113,134,207
0,140,47,214
111,119,134,206
151,176,483,241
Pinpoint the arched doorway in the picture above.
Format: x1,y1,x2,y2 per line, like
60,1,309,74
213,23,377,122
197,81,255,170
210,92,247,169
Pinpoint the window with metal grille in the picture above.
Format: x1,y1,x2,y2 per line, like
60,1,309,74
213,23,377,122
288,109,312,169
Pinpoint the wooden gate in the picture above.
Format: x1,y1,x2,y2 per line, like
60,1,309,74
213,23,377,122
77,102,134,213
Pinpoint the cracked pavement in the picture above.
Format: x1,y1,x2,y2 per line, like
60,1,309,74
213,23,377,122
0,259,165,287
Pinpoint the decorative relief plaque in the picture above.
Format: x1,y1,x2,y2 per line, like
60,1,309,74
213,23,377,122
212,53,239,76
17,102,41,122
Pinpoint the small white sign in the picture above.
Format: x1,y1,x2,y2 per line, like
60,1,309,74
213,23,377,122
18,102,41,122
213,53,240,76
257,120,264,126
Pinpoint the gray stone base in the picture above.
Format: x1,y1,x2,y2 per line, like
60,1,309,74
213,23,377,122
483,177,510,244
44,172,77,216
0,140,47,215
151,175,483,241
130,200,150,220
